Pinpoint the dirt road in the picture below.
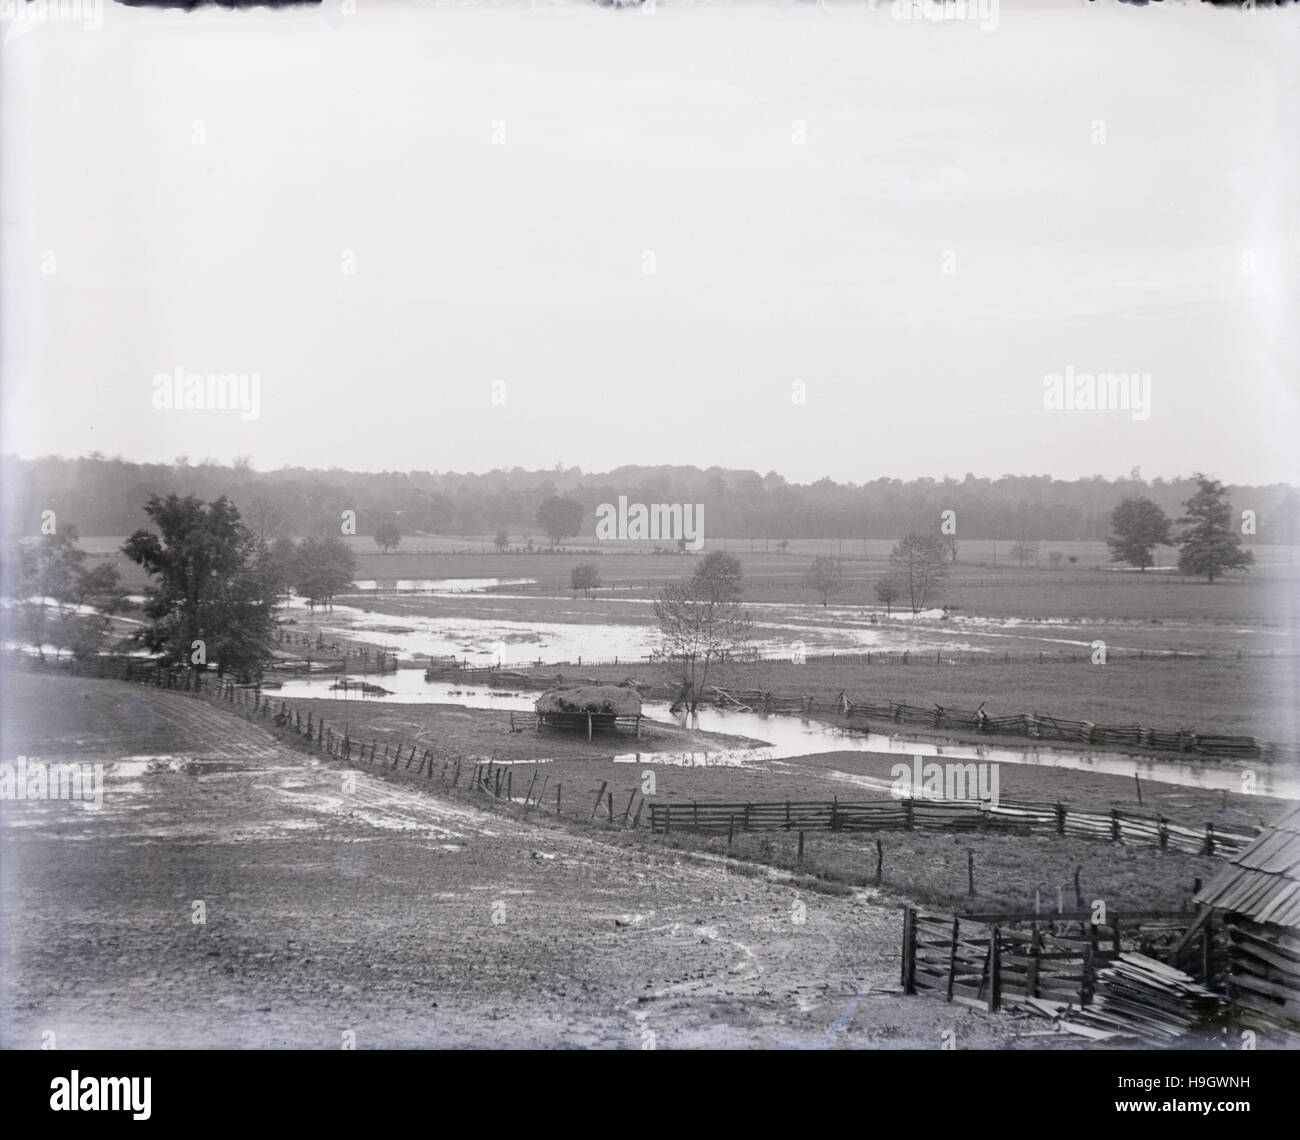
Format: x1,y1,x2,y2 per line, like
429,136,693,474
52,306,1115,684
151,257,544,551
0,672,1028,1048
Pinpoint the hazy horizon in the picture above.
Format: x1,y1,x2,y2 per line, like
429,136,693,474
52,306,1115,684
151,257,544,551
4,1,1298,486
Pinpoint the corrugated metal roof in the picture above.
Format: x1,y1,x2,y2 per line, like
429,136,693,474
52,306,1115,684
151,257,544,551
1196,804,1300,928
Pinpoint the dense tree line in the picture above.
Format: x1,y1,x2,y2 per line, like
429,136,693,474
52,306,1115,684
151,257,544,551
2,454,1296,545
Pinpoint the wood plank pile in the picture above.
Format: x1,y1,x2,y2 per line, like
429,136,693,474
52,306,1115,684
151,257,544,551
1037,954,1224,1044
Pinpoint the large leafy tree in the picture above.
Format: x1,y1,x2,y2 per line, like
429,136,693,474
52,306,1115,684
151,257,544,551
122,495,279,681
1107,496,1172,571
888,532,950,614
1177,474,1254,582
536,496,583,546
293,535,357,609
653,577,752,713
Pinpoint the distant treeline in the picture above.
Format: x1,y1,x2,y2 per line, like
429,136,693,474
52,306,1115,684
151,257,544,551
2,455,1296,544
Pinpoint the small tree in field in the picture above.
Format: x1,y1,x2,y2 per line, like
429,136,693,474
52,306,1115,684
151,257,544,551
888,533,949,614
494,530,509,553
1047,550,1064,569
374,518,401,553
10,529,124,661
1009,540,1039,568
1177,473,1254,582
692,551,743,602
777,539,790,554
873,573,902,615
570,563,600,599
654,579,752,713
1107,496,1171,571
803,555,845,607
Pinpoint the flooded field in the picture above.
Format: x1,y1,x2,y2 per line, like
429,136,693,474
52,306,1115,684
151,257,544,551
272,673,1300,799
295,576,1292,669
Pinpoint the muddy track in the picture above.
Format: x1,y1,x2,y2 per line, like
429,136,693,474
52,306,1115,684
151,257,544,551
0,672,1032,1049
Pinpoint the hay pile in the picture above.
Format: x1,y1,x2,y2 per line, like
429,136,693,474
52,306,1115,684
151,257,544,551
535,685,641,716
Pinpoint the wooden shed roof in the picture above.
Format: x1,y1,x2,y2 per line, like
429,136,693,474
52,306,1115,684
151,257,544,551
1196,804,1300,929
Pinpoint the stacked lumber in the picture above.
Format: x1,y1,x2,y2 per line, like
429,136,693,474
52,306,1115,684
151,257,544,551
1066,953,1224,1044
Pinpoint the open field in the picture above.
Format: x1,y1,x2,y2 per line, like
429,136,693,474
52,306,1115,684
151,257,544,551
0,669,1256,1048
79,535,1300,614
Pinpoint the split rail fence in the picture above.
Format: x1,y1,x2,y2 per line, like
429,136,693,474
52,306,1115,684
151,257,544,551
646,796,1258,858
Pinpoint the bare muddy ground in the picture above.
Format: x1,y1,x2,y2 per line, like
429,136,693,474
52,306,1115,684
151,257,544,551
0,672,1041,1049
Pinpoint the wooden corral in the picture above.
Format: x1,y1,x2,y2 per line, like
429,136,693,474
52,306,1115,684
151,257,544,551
901,907,1227,1043
1195,803,1300,1042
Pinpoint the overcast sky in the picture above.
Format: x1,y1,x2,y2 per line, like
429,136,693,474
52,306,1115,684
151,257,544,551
3,0,1297,484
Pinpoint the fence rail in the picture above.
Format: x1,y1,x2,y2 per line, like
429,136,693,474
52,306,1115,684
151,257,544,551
646,796,1258,857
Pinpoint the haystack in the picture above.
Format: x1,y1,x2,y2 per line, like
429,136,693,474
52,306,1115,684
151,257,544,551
535,685,642,717
534,684,642,739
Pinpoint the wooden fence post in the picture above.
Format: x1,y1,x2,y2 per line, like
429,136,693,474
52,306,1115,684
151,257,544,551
988,926,1002,1012
901,907,917,994
947,917,961,1002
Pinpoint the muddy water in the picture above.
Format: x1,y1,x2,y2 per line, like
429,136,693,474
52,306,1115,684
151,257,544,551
271,673,1300,798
